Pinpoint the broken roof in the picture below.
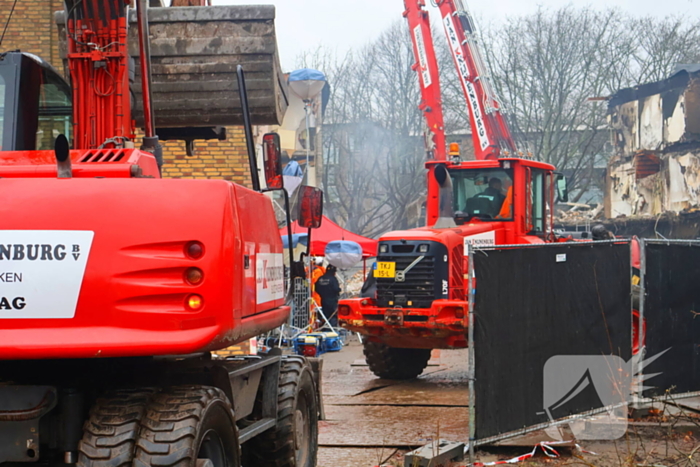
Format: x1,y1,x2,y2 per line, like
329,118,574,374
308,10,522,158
608,67,700,110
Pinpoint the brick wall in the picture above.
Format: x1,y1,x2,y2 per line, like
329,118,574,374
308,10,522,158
0,0,63,66
1,0,253,188
160,129,252,187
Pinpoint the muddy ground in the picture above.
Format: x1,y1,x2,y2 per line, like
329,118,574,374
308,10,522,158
316,337,700,467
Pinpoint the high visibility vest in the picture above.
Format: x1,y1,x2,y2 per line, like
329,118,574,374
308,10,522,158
498,186,513,219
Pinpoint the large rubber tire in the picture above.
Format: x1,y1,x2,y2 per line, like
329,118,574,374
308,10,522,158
133,386,240,467
78,389,156,467
244,356,319,467
363,341,432,380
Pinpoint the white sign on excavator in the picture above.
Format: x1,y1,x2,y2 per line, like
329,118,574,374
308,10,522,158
463,231,496,248
0,230,93,319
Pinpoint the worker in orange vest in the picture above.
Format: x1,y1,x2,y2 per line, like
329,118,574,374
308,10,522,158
497,179,513,219
310,257,326,306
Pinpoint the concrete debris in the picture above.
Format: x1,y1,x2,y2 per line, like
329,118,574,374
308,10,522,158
606,69,700,219
342,270,366,297
556,202,603,223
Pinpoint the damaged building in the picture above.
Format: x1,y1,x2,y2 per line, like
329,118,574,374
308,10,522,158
606,67,700,219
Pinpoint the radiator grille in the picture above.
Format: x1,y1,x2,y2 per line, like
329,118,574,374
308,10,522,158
376,255,436,308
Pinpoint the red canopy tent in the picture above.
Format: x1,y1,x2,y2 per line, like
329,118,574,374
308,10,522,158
280,216,377,258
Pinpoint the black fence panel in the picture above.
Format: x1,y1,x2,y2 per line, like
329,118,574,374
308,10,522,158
643,242,700,397
473,242,631,441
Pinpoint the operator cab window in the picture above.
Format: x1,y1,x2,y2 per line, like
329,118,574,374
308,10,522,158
527,168,546,234
0,73,5,150
451,168,514,221
36,69,72,150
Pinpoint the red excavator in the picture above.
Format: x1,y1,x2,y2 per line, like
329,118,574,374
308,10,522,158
0,1,321,466
338,0,572,379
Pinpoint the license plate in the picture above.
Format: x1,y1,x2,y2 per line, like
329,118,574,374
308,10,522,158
374,261,396,278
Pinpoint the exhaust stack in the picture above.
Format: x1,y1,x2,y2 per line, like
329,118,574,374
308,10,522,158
433,164,456,228
54,134,72,179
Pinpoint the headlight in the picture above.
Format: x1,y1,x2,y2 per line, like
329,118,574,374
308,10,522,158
418,244,429,253
379,244,388,254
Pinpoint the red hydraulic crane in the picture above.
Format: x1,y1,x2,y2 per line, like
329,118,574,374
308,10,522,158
339,0,566,379
402,0,447,162
436,0,518,159
404,0,518,162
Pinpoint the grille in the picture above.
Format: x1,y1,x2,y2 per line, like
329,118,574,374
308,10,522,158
79,149,126,163
376,255,436,308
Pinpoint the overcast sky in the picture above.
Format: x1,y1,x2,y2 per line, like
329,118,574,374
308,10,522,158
213,0,699,71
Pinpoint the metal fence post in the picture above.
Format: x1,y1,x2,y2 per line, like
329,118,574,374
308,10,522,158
467,243,476,464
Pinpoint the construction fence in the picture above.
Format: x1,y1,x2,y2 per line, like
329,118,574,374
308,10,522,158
467,239,700,450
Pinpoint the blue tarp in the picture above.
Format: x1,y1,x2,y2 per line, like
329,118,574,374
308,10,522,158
324,240,362,256
282,233,308,249
325,240,363,268
288,68,326,82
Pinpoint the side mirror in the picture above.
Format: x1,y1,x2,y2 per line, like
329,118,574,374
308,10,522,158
298,185,323,229
262,133,283,190
555,173,569,203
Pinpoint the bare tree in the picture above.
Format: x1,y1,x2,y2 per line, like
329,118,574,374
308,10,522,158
297,21,427,238
473,8,633,201
475,8,700,202
631,16,700,83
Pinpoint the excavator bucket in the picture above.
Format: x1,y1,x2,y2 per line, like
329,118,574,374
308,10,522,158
56,5,288,128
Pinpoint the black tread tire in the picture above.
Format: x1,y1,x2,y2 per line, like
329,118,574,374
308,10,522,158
245,356,319,467
133,386,240,467
78,388,157,467
363,341,432,379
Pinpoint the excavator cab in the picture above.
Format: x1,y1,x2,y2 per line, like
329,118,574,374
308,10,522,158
0,52,72,152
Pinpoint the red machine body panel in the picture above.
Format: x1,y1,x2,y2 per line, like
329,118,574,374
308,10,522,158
0,149,161,178
0,174,287,360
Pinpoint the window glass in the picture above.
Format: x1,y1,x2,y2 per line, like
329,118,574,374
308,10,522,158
451,168,514,220
36,70,71,150
0,73,5,150
530,169,545,232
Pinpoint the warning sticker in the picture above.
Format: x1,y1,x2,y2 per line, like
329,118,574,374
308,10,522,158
256,253,285,304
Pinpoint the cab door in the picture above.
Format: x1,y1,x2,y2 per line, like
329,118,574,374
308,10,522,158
525,167,550,239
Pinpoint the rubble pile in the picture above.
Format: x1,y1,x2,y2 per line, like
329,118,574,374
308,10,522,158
341,269,367,298
556,203,603,221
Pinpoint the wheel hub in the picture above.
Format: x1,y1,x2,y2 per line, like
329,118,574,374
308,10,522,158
294,405,309,465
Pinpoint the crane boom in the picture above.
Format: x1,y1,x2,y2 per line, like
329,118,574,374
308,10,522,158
403,0,447,162
436,0,517,160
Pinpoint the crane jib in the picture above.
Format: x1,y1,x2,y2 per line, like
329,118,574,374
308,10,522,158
413,25,433,88
442,13,490,151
